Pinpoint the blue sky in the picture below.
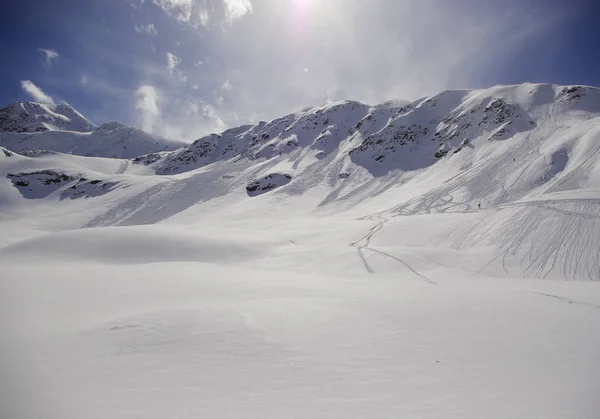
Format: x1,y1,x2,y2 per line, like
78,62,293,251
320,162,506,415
0,0,598,141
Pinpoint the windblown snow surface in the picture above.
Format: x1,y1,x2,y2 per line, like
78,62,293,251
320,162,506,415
1,83,600,419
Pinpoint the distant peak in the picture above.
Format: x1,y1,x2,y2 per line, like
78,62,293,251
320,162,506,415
97,121,130,130
0,100,96,133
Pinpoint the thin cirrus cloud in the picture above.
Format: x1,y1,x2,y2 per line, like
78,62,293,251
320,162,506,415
222,0,252,24
135,23,158,36
150,0,251,28
12,0,577,143
166,52,180,73
37,48,59,67
152,0,209,27
125,0,570,142
21,80,56,106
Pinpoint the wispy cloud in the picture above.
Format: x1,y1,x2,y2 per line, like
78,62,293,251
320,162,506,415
132,85,226,141
152,0,210,27
18,0,578,144
166,52,180,73
149,0,251,28
223,0,252,24
221,80,232,91
134,85,159,132
135,23,158,36
158,100,227,141
37,48,59,67
21,80,56,106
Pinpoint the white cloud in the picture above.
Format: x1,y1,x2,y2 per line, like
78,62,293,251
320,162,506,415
152,0,210,27
37,48,59,67
163,101,227,140
135,23,158,36
221,80,233,91
132,85,226,141
134,85,160,132
21,80,56,106
115,0,575,142
198,10,211,26
201,103,227,132
198,0,566,126
166,52,180,73
80,75,89,85
150,0,250,28
223,0,252,23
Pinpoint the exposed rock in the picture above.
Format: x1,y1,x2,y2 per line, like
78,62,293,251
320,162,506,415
7,170,77,199
246,173,292,197
0,101,96,133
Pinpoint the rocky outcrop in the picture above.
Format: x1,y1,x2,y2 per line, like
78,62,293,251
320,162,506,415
246,173,292,197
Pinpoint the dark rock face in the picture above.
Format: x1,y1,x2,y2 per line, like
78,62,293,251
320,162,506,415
350,124,430,163
556,86,586,102
61,179,120,200
7,170,77,199
0,104,50,132
7,170,119,200
133,153,162,166
246,173,292,197
8,170,74,186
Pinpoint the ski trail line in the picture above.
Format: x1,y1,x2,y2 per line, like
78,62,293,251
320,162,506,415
530,292,600,310
351,214,437,285
116,160,129,175
365,247,438,285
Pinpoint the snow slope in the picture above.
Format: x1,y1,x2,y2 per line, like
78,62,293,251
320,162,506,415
1,83,600,419
0,102,186,158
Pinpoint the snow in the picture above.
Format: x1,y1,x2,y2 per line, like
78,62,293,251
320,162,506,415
1,83,600,418
0,121,186,159
0,102,186,159
0,101,96,132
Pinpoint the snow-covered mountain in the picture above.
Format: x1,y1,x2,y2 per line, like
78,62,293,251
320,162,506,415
0,102,186,158
138,84,599,183
0,101,96,132
2,83,600,419
1,82,599,280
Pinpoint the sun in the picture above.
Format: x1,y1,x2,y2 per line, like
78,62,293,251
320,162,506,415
291,0,315,10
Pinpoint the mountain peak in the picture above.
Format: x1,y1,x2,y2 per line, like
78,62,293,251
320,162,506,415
0,101,96,133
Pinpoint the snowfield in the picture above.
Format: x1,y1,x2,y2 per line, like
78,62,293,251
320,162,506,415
1,83,600,418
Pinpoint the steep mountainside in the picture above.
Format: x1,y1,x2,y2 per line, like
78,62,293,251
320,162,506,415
140,84,600,181
1,83,600,280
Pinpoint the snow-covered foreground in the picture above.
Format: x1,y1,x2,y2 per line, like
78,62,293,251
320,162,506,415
2,83,600,417
1,221,600,419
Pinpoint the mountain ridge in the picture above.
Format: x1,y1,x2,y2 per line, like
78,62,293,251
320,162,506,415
1,82,599,280
0,102,186,159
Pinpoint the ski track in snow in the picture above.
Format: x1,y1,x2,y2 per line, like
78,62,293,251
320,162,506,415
116,160,129,174
531,292,600,310
471,200,600,281
351,214,438,284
